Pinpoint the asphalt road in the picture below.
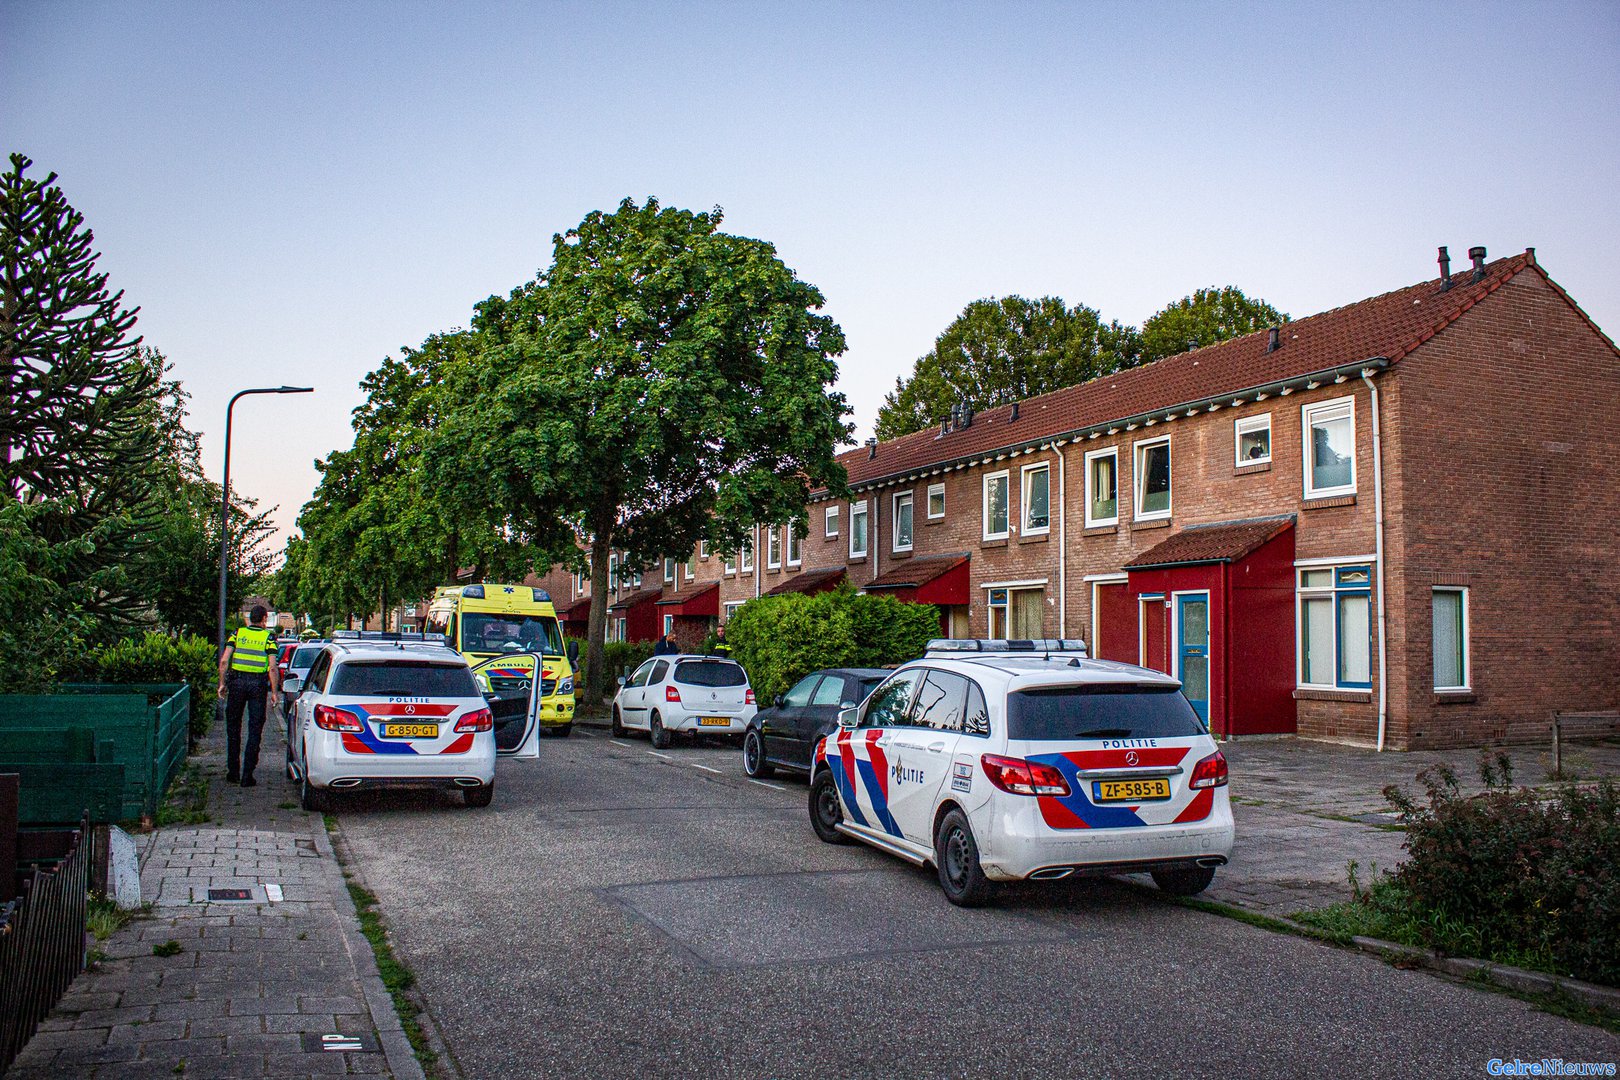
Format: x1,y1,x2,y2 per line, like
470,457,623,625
324,728,1619,1080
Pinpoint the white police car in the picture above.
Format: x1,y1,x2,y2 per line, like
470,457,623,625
287,640,535,810
808,639,1233,906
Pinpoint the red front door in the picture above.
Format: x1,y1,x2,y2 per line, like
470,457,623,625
1140,597,1168,674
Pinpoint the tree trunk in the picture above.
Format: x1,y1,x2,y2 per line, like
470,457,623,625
584,529,614,704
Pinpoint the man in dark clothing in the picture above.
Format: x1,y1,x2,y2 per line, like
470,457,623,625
653,631,678,656
711,626,732,656
217,605,283,787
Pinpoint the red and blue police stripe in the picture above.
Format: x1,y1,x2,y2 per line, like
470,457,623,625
333,703,476,756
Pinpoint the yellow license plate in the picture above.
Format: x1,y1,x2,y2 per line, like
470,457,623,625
1092,778,1172,802
697,716,731,727
382,723,439,739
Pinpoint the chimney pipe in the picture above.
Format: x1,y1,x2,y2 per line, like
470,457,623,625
1266,327,1280,353
1469,246,1487,282
961,405,974,428
866,437,877,460
1010,401,1020,421
1437,246,1452,291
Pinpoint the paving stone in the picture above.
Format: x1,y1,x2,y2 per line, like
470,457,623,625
151,997,229,1021
270,1050,353,1074
107,1019,189,1043
177,1053,269,1078
190,1014,267,1037
52,1041,142,1065
227,995,302,1017
17,1026,110,1050
264,1013,335,1033
298,995,365,1016
225,1032,304,1054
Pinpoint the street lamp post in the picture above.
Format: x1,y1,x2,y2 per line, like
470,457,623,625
216,386,314,656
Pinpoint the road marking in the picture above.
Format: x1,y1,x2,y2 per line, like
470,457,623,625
747,778,786,791
691,764,722,774
647,751,673,760
611,740,635,749
575,730,596,738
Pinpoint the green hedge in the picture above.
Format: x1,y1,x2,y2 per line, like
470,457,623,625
724,586,939,704
63,632,219,739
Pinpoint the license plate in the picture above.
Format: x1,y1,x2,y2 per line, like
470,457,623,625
1092,778,1172,802
697,716,731,727
382,723,439,739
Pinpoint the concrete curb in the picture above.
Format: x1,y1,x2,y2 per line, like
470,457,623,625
309,816,428,1080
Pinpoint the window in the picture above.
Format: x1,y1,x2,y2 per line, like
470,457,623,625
1303,397,1356,497
723,552,736,576
614,617,627,642
684,553,695,580
1085,447,1118,527
767,527,782,569
892,491,913,552
825,505,839,537
964,681,990,737
912,670,968,732
627,660,656,688
723,601,744,621
1433,588,1469,691
662,613,674,636
1007,685,1206,740
608,554,619,590
1021,463,1050,534
699,540,710,560
674,660,747,687
1298,565,1372,688
862,671,922,728
740,536,754,573
987,587,1045,639
786,525,803,566
650,660,669,683
810,676,847,707
983,471,1010,540
782,674,820,708
663,558,676,584
1134,437,1171,520
849,501,869,558
927,483,945,520
1236,414,1272,466
631,567,642,587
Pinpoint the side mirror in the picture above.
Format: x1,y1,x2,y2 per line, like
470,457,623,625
567,640,580,664
616,675,627,687
773,694,786,709
282,677,301,694
839,701,856,710
836,707,859,729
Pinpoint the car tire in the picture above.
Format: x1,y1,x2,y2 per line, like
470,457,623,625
463,783,494,808
742,729,774,778
298,755,326,813
611,707,626,738
649,712,671,750
555,723,572,738
1151,865,1216,897
808,770,849,844
935,809,994,908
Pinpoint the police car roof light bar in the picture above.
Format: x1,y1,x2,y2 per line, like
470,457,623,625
924,638,1089,657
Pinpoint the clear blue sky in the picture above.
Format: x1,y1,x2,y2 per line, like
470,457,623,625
5,1,1617,549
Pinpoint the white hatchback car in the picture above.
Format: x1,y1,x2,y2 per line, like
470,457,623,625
808,639,1233,906
288,642,499,810
611,655,757,748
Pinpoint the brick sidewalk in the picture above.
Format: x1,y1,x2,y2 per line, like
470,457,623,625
4,707,423,1080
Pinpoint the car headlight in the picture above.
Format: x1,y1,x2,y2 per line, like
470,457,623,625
557,675,573,696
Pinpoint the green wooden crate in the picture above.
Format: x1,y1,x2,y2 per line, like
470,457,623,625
0,728,98,764
0,762,125,825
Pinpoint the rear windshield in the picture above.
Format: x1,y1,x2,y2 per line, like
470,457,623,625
1006,685,1206,741
329,661,479,698
673,660,747,688
291,646,324,668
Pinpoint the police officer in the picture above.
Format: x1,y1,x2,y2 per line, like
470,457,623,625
217,605,282,787
711,626,732,656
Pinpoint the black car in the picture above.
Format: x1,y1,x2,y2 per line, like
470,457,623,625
742,668,888,778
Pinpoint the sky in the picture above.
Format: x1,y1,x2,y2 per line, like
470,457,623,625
5,1,1618,551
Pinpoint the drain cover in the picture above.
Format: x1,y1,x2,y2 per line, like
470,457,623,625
300,1033,379,1053
206,888,254,901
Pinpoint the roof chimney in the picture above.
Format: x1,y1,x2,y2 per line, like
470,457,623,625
1010,401,1020,421
1437,246,1452,291
1266,326,1281,353
866,437,877,460
1469,245,1487,282
961,404,974,429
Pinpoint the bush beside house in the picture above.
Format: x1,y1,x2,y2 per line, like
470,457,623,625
62,632,219,738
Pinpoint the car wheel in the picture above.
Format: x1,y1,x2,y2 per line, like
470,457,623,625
463,783,494,808
552,723,573,738
742,729,774,778
298,752,326,813
611,707,626,738
935,809,994,908
649,711,671,750
1151,865,1216,897
808,770,849,844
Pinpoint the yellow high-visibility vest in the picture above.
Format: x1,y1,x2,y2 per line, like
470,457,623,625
228,626,276,674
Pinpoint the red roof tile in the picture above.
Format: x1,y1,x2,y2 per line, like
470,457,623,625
1125,516,1295,569
655,581,720,606
608,587,665,611
765,567,846,596
556,598,591,619
865,554,969,589
826,253,1541,491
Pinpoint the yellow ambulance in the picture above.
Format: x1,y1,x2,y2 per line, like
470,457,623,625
425,584,579,737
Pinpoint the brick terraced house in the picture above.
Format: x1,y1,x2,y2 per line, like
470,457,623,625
535,247,1619,750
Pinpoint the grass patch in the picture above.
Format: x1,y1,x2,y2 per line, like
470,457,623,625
86,891,142,941
345,879,442,1075
152,939,183,957
154,762,211,827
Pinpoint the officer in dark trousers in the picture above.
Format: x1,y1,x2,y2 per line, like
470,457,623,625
217,605,282,787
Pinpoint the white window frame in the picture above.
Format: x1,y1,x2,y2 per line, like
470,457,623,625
1432,587,1471,692
740,536,754,573
663,558,676,584
1295,564,1373,690
982,470,1010,540
723,601,744,622
849,500,869,558
927,483,945,520
723,552,736,576
631,567,642,587
766,527,782,569
1235,413,1273,467
1302,396,1357,499
825,505,839,538
1084,446,1119,528
699,540,710,560
662,613,675,636
1133,436,1172,522
786,524,803,567
684,553,695,581
892,491,914,553
608,554,619,590
1020,462,1051,536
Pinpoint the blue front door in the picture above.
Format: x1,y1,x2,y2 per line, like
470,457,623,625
1177,594,1210,724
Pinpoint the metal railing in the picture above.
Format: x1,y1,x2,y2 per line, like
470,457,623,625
0,811,91,1072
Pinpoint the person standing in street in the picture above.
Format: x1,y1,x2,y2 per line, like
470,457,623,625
711,626,731,656
217,605,282,787
653,631,678,656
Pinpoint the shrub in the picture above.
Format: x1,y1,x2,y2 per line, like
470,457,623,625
565,636,655,699
65,632,220,738
1382,755,1620,985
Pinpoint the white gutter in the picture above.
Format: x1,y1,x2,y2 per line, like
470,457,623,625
1055,441,1068,637
1361,366,1389,751
754,523,761,599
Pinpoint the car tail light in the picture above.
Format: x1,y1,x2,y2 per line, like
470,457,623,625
980,754,1070,797
1189,750,1228,789
745,689,755,705
665,685,682,703
454,707,493,733
313,705,362,732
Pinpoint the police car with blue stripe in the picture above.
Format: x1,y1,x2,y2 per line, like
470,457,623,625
808,639,1233,906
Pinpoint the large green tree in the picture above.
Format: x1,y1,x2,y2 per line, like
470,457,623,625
874,295,1139,439
432,197,852,701
1138,286,1288,363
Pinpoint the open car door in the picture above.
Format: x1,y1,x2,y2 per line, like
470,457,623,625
469,653,541,758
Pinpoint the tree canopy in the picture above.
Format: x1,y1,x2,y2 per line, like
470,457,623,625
1138,286,1288,363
